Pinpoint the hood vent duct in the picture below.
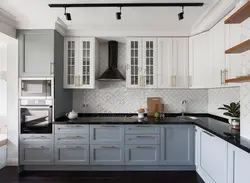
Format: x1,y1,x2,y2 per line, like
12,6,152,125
98,41,125,81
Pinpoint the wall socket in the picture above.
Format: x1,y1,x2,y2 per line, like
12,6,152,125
82,104,89,107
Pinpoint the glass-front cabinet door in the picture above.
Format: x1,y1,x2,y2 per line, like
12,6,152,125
142,38,157,88
78,38,95,89
64,38,78,88
126,38,142,88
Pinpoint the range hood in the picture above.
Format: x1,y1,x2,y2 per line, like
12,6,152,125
98,41,125,81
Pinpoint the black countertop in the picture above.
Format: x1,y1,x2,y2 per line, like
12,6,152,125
54,114,250,154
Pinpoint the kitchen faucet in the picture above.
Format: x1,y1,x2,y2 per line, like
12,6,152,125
181,100,187,116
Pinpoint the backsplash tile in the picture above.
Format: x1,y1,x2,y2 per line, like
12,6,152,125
208,87,240,118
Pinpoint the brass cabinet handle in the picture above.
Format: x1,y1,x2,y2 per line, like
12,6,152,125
171,76,174,87
136,136,155,139
135,126,154,128
136,146,153,148
101,146,116,148
101,125,118,128
75,75,78,87
189,76,192,87
78,75,81,86
221,70,224,85
224,69,228,84
174,75,177,87
64,145,82,148
50,62,54,75
202,130,214,137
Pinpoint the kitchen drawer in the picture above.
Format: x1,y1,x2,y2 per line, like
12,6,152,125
125,125,160,134
125,135,160,145
125,145,160,165
55,125,89,134
90,125,124,144
55,134,89,145
55,145,89,165
20,142,53,165
20,134,53,143
90,144,124,165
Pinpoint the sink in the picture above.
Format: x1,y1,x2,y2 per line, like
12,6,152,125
176,116,198,120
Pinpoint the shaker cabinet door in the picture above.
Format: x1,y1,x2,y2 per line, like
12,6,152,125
18,30,54,77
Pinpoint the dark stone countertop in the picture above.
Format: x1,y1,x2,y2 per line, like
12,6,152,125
54,114,250,154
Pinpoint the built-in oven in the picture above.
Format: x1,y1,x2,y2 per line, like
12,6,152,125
20,100,53,134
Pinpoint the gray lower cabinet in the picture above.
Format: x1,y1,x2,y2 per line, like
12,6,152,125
17,30,54,77
125,125,160,134
125,145,160,165
19,143,54,165
90,125,124,144
55,145,89,165
90,145,124,165
160,125,195,165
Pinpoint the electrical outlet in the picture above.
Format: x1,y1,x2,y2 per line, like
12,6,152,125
82,104,89,107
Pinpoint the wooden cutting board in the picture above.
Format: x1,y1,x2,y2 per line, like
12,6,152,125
147,97,162,116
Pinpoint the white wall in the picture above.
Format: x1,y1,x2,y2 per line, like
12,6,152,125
0,32,18,166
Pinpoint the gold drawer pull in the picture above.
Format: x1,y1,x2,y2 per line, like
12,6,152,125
136,136,155,139
101,146,116,148
136,146,152,148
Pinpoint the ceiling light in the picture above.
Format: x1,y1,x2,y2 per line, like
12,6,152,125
178,6,184,21
64,7,71,21
116,7,122,20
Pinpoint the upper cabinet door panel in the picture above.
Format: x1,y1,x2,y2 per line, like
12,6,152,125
64,38,78,89
157,38,173,88
173,38,189,88
19,31,54,77
126,38,142,88
78,38,95,89
142,38,158,88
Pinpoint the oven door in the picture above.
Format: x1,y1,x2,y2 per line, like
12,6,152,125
20,106,52,134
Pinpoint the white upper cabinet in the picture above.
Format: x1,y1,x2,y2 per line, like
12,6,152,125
142,38,158,88
173,38,189,88
157,38,173,88
189,32,213,88
210,20,227,87
126,38,142,88
64,37,98,89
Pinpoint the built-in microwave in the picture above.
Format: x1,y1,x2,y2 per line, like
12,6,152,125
19,78,54,99
20,99,53,134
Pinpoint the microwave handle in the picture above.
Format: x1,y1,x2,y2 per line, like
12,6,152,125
20,106,52,109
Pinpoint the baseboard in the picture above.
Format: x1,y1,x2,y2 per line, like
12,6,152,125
7,158,18,166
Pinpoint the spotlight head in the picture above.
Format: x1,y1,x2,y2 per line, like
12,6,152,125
178,12,184,20
65,13,71,21
116,12,121,20
64,7,71,21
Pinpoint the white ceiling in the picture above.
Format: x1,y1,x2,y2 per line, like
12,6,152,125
0,0,218,34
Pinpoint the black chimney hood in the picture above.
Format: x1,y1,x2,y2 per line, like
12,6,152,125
98,41,125,81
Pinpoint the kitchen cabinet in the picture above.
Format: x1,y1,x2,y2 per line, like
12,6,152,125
125,145,160,165
126,38,157,88
189,32,213,88
125,125,160,134
157,38,188,88
55,124,89,134
19,143,54,165
228,144,250,183
90,125,124,145
199,129,227,183
17,30,55,77
90,145,124,165
64,37,98,89
160,125,194,165
55,145,89,165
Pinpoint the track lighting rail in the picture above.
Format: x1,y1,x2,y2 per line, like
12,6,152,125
49,3,204,8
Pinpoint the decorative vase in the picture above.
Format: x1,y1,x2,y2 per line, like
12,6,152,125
228,117,240,130
137,112,144,119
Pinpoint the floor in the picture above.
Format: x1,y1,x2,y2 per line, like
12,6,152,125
0,167,205,183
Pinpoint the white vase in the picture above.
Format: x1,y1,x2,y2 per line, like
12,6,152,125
228,117,240,130
137,113,144,119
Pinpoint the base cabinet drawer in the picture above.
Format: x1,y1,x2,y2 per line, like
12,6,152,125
125,125,160,134
90,125,124,144
55,134,89,145
55,125,89,134
125,135,160,145
20,134,53,143
55,145,89,165
125,145,160,165
20,143,53,165
90,145,124,165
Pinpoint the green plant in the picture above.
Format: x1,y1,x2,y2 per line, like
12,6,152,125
218,102,240,118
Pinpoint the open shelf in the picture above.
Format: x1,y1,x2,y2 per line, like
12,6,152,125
225,39,250,54
225,76,250,83
225,1,250,24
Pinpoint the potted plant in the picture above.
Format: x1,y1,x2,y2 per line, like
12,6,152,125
218,102,240,130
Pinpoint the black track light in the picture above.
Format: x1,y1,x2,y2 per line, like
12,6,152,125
64,7,71,21
178,6,184,21
116,7,122,20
